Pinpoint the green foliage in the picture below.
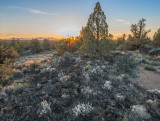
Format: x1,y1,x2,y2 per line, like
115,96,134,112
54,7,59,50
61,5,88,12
116,33,126,46
10,40,30,53
0,59,13,85
0,44,19,85
55,40,69,56
116,54,139,74
79,39,114,58
144,59,160,66
131,18,151,39
85,2,108,41
126,18,151,50
116,39,125,46
149,48,160,56
153,28,160,46
0,44,19,64
144,64,157,71
117,44,127,51
126,35,150,50
55,37,83,56
43,39,52,50
80,27,95,41
30,39,44,53
79,39,99,58
108,33,113,39
56,2,111,58
99,39,115,56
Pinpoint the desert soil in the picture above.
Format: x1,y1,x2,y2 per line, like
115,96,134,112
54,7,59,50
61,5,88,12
131,66,160,89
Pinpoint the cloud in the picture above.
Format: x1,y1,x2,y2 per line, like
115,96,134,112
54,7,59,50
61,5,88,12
29,9,60,15
10,6,60,16
115,19,125,22
115,18,130,25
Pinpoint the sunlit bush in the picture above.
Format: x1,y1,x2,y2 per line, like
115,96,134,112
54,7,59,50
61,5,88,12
0,45,19,85
55,37,82,56
0,59,13,85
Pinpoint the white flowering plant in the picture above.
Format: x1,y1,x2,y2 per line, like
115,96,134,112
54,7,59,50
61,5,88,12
72,102,94,117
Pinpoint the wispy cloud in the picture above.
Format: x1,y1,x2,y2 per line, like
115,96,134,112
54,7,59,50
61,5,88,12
10,6,60,16
115,19,125,22
115,18,130,25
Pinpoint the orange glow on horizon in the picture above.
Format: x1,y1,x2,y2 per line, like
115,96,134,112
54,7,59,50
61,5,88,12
0,31,154,40
0,33,63,40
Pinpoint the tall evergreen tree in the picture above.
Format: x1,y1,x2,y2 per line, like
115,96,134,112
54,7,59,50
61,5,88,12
86,2,108,41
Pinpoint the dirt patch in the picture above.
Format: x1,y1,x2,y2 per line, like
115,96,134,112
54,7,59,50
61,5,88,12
131,66,160,89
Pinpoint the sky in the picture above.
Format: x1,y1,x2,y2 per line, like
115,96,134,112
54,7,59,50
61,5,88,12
0,0,160,39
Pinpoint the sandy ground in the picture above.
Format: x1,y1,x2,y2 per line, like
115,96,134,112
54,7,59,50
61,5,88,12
131,66,160,89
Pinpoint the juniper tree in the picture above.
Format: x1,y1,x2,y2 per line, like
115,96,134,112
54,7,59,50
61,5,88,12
131,18,151,39
86,2,108,41
153,28,160,46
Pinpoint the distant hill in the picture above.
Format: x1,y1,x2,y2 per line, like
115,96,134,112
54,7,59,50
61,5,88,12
2,37,60,41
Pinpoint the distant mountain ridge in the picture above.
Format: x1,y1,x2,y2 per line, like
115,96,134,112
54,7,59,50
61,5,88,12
1,37,60,41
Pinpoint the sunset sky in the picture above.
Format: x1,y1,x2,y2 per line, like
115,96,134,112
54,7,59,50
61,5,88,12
0,0,160,39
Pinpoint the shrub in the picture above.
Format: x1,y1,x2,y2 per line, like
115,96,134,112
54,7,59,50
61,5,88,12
116,54,139,74
29,62,41,71
149,48,160,56
9,40,30,53
117,44,127,51
0,59,13,85
79,39,99,58
116,38,125,46
0,45,19,64
55,37,82,56
0,45,19,85
131,105,150,119
79,39,114,58
99,39,115,57
144,64,157,71
30,39,43,53
58,52,75,67
43,39,52,50
144,59,160,66
126,34,150,51
153,28,160,47
72,102,94,117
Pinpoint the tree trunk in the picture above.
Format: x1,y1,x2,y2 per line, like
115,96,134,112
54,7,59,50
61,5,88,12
96,19,99,41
